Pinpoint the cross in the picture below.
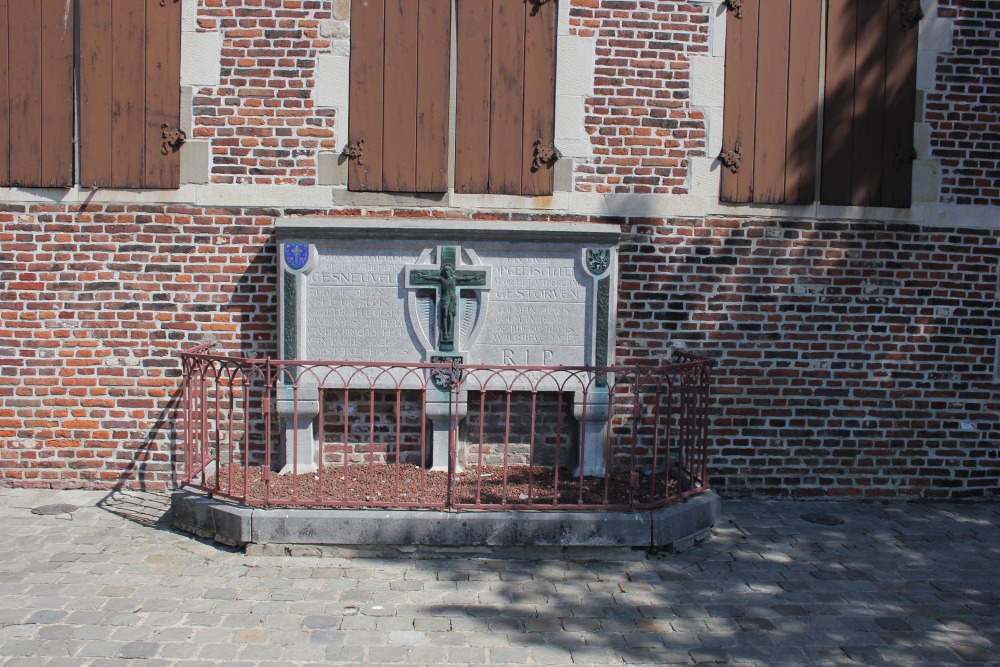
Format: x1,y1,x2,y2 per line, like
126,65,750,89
405,246,489,353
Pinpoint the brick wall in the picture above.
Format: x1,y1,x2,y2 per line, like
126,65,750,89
0,204,276,488
927,1,1000,206
617,217,1000,498
194,0,336,185
569,0,709,194
3,205,997,498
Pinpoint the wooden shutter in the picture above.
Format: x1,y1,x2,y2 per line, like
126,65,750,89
0,0,74,188
821,0,919,208
348,0,451,193
720,0,822,204
455,0,557,196
79,0,181,189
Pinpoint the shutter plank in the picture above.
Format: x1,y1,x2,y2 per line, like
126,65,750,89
455,0,493,194
79,0,114,188
40,0,73,187
0,0,9,186
8,0,42,187
752,0,791,204
488,0,525,195
145,0,181,189
720,0,759,203
520,0,557,196
348,0,384,191
382,0,418,192
114,0,145,188
821,0,857,206
415,0,451,193
881,0,918,208
850,0,888,207
784,0,821,205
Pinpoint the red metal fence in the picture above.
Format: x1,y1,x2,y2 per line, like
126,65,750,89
178,344,713,511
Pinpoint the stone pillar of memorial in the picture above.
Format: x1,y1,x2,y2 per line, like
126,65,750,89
276,385,320,475
424,386,467,472
573,390,611,477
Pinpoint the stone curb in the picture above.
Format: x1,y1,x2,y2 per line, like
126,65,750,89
170,489,720,552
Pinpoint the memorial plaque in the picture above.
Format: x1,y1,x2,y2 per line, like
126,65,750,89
279,232,615,370
274,219,621,473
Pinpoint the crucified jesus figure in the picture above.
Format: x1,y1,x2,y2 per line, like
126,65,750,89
410,264,483,351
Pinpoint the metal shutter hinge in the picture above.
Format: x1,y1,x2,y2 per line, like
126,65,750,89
531,139,561,172
898,0,924,30
343,139,365,166
724,0,744,19
161,125,186,155
893,144,918,170
527,0,553,16
719,141,742,173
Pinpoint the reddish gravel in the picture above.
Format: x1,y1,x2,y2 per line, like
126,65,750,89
198,463,681,509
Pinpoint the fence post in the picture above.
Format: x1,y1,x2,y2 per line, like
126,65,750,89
445,363,463,509
263,357,273,509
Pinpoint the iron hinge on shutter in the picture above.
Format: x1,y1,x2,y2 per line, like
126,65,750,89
342,139,365,165
724,0,744,19
719,141,742,173
892,144,918,170
161,125,186,155
531,139,561,172
898,0,924,30
527,0,553,16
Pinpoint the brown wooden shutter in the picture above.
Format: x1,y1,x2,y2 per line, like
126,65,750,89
0,0,74,188
79,0,181,189
455,0,557,196
348,0,451,193
720,0,822,205
821,0,919,208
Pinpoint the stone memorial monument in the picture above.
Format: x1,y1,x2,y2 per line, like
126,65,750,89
276,218,620,475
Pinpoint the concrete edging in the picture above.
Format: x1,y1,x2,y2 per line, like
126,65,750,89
170,489,720,553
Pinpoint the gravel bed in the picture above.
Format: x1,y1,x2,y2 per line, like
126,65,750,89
199,463,679,508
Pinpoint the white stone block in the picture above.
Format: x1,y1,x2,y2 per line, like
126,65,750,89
916,51,938,91
196,185,334,209
329,39,351,58
555,95,589,157
706,105,724,158
181,31,222,88
689,156,721,200
704,200,818,219
555,138,592,160
182,0,198,33
180,141,211,185
919,16,954,53
912,159,940,203
690,56,725,108
315,54,350,108
556,36,595,97
558,0,571,36
315,54,350,146
602,193,706,219
710,2,728,58
914,122,931,157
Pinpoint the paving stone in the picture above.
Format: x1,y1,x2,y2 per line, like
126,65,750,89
738,617,777,631
309,630,348,645
119,641,160,659
689,647,729,663
952,645,999,662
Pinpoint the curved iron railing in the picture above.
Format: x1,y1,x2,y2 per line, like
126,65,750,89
178,345,713,511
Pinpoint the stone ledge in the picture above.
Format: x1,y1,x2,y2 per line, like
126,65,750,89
170,490,720,554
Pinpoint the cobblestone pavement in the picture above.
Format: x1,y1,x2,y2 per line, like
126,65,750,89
1,488,998,666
